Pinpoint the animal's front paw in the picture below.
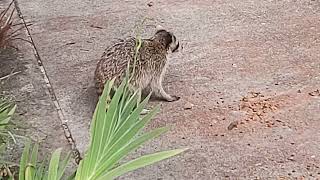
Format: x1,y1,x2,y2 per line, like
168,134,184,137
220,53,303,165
166,95,180,102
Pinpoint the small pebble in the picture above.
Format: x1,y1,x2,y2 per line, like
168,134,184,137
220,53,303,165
288,157,295,161
309,89,320,96
228,120,239,130
147,1,153,7
255,163,262,166
184,102,194,110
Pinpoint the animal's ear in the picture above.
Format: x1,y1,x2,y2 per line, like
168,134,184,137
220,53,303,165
154,25,173,49
156,25,165,32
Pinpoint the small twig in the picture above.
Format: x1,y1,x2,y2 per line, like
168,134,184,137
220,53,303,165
0,71,21,81
12,21,33,27
6,33,22,40
6,25,25,37
5,9,15,26
0,161,19,167
7,131,17,144
0,0,14,22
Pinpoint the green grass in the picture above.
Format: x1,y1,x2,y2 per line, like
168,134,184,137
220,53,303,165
0,95,17,178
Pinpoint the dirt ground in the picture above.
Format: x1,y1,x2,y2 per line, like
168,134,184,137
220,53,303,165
1,0,320,179
0,34,70,163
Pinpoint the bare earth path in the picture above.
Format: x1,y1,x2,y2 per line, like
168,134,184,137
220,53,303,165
10,0,320,179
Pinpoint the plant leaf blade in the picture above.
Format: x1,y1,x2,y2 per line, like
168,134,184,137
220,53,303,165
99,148,187,180
48,148,62,180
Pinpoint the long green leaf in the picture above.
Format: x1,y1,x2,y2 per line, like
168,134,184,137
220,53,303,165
120,90,139,120
34,155,47,179
110,94,153,149
75,160,84,179
48,148,62,180
81,79,115,178
118,81,130,116
99,149,187,180
7,104,16,116
103,80,126,144
25,165,35,180
57,151,71,179
0,143,5,152
29,143,39,178
89,79,115,136
104,105,160,161
66,170,77,180
19,140,31,180
0,103,15,131
94,104,158,171
80,80,126,179
30,143,38,165
91,127,168,179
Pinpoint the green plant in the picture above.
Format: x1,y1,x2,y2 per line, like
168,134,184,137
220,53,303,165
75,79,185,179
0,95,17,178
0,95,16,142
16,79,186,180
18,141,71,180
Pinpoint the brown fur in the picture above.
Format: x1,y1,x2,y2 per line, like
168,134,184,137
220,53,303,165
94,29,180,102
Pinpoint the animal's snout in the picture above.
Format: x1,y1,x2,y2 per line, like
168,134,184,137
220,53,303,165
172,41,179,53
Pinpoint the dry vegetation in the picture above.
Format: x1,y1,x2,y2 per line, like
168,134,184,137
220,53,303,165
0,0,27,49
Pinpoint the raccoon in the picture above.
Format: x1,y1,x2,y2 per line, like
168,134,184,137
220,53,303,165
94,26,180,102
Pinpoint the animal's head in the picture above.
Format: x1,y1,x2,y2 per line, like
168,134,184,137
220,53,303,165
153,25,179,53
